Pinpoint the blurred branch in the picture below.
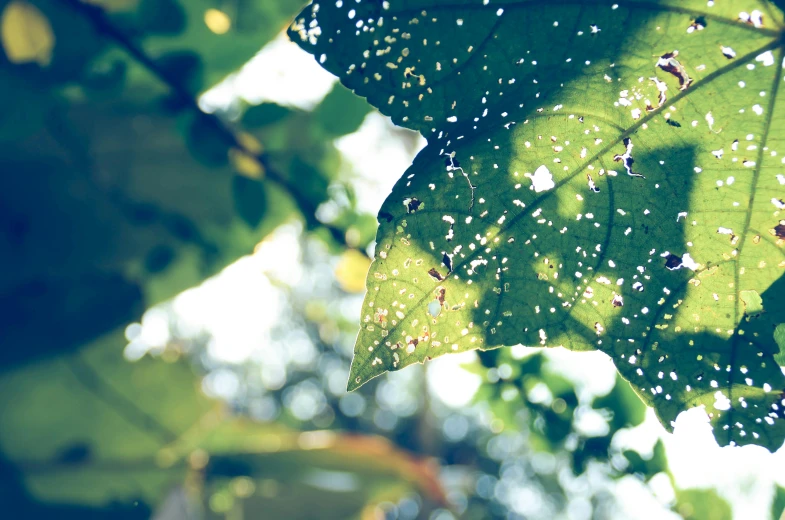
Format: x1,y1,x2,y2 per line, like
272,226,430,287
59,0,369,258
67,356,180,444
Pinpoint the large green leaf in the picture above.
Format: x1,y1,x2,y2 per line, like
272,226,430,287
290,1,785,450
0,332,445,517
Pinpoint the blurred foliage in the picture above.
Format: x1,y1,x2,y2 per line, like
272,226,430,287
674,488,732,520
0,0,374,369
0,332,444,518
775,486,785,520
0,0,406,516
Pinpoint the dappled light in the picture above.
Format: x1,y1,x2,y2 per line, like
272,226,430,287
291,0,785,452
1,0,784,519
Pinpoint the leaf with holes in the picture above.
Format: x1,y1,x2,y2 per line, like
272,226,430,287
290,0,785,450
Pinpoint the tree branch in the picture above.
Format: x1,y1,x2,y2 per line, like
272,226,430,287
59,0,368,258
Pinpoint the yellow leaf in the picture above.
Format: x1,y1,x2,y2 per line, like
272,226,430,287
335,250,371,294
229,148,264,179
1,1,54,66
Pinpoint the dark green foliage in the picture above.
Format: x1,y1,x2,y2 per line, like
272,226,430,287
773,486,785,520
314,83,371,137
136,0,186,35
155,50,203,93
242,102,292,128
232,175,268,228
185,113,231,166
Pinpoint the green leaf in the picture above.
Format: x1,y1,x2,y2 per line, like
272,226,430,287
622,439,668,479
155,50,203,94
232,175,268,229
593,375,648,431
773,485,785,520
242,102,292,128
675,487,732,520
291,0,785,450
775,324,785,366
135,0,186,35
184,113,231,167
314,83,372,137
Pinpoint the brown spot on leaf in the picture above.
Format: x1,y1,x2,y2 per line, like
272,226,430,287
428,268,445,281
656,51,693,90
436,287,446,305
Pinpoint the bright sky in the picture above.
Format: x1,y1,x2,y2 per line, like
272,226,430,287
131,31,785,520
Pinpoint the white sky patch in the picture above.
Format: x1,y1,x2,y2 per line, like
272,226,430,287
336,112,426,214
681,253,699,270
172,226,300,364
739,10,764,28
426,351,482,407
199,32,338,112
545,347,616,399
526,165,555,192
713,391,731,411
755,50,775,67
127,225,304,366
777,174,785,185
772,198,785,209
666,406,785,519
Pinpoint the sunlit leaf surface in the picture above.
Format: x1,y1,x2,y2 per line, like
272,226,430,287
291,0,785,450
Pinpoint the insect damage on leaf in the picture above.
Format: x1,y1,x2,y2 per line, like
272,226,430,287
290,0,785,451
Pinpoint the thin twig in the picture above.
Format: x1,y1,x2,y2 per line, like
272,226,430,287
59,0,368,257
